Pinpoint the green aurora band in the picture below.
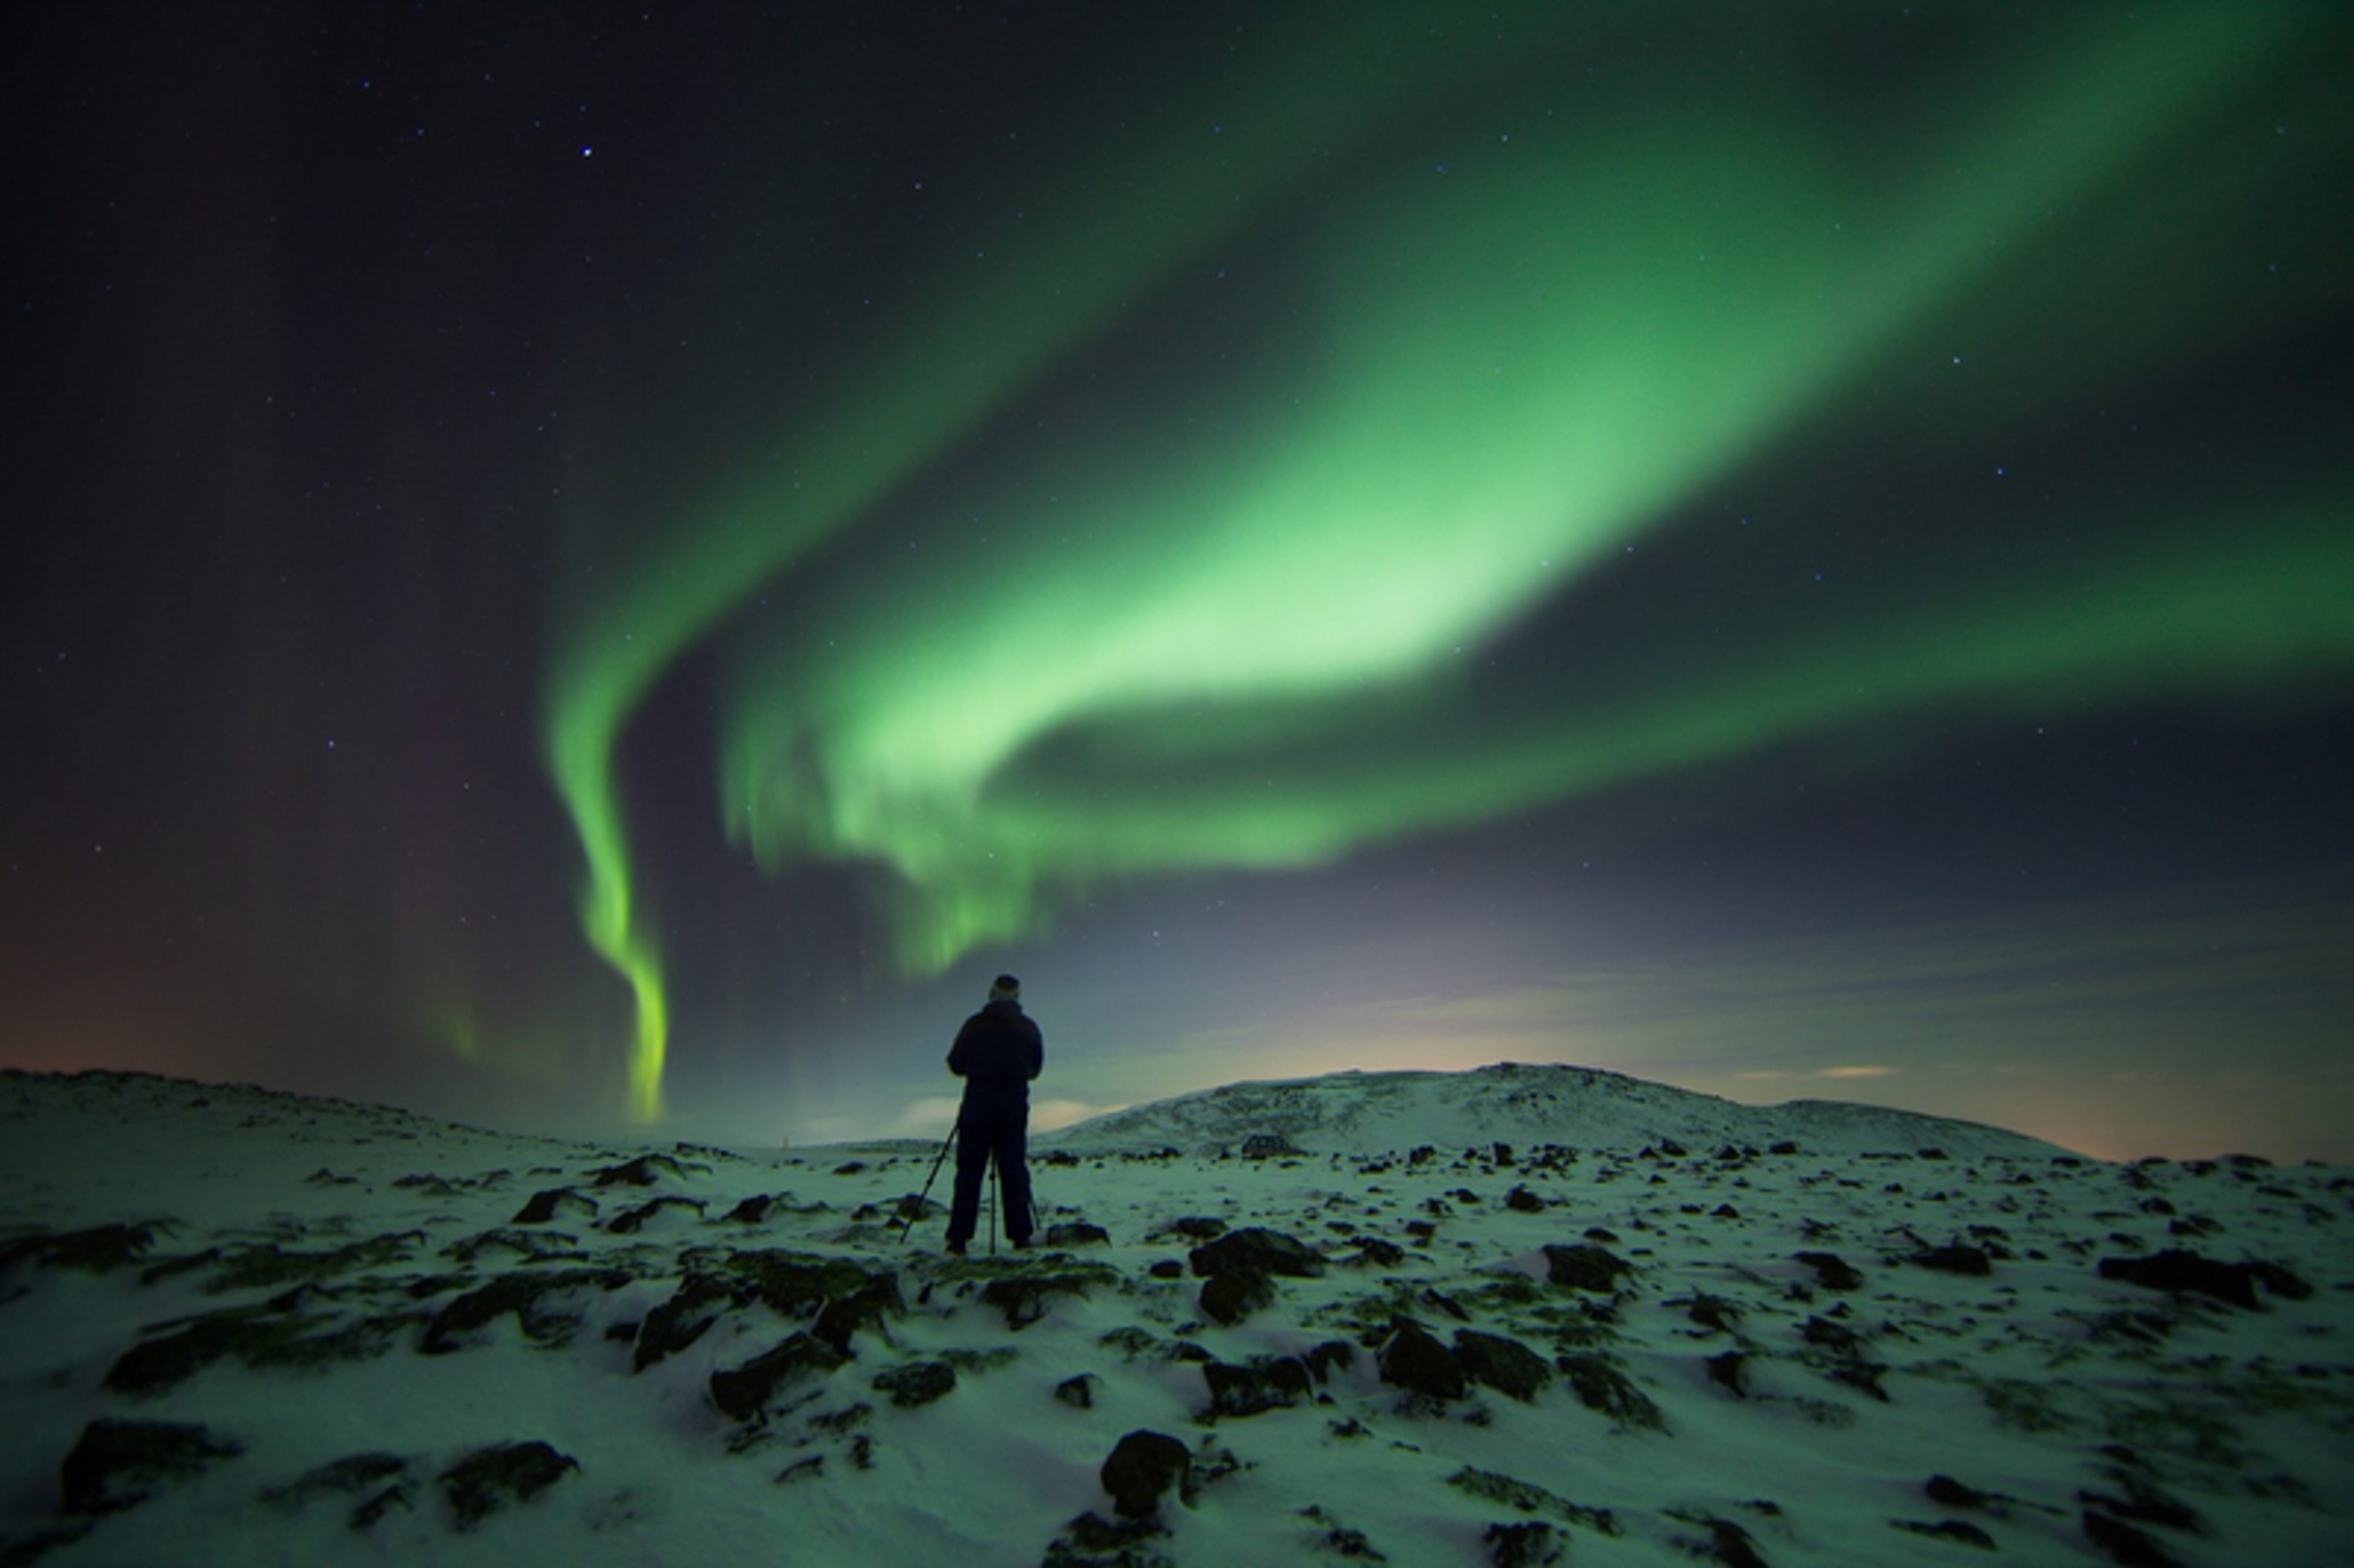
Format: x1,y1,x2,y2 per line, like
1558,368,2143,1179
544,6,2349,1118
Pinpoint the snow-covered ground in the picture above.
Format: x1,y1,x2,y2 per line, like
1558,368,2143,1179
1,1065,2347,1566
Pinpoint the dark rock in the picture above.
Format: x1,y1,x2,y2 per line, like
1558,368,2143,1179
1300,1504,1387,1561
587,1154,685,1187
60,1418,243,1515
1303,1340,1357,1382
511,1188,593,1225
1455,1330,1552,1403
438,1440,577,1530
1910,1243,1993,1277
2081,1463,2204,1534
1826,1360,1890,1401
1446,1467,1618,1534
709,1332,850,1422
348,1477,416,1528
422,1267,631,1353
1793,1251,1863,1291
1704,1351,1750,1398
811,1270,904,1352
1925,1475,1994,1510
1894,1518,1997,1550
1188,1228,1326,1279
1377,1323,1465,1401
206,1233,422,1293
1503,1186,1547,1214
105,1301,402,1395
606,1196,706,1235
1199,1265,1276,1326
722,1194,777,1224
260,1452,411,1516
981,1268,1113,1330
1101,1429,1192,1518
721,1249,878,1316
1148,1259,1185,1280
1685,1295,1742,1334
1158,1217,1227,1241
1558,1354,1667,1430
0,1222,167,1276
1800,1316,1863,1355
1044,1509,1173,1568
1046,1222,1113,1247
872,1360,957,1409
633,1273,734,1372
2097,1249,2308,1309
1484,1520,1564,1567
1539,1244,1631,1293
1343,1238,1407,1268
2081,1509,2185,1568
1691,1516,1769,1568
1202,1356,1312,1418
1056,1373,1101,1409
1240,1134,1305,1160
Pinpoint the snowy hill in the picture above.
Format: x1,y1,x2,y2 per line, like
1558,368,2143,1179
1046,1061,2070,1162
2,1066,2348,1567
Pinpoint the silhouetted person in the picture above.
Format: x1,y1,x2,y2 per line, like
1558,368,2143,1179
945,973,1043,1254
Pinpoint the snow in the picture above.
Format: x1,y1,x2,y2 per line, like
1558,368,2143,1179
2,1065,2348,1566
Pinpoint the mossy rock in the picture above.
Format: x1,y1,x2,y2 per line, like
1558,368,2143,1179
421,1267,634,1353
710,1332,850,1422
980,1266,1120,1330
1556,1354,1666,1432
1,1222,170,1277
1539,1244,1631,1293
438,1440,578,1529
873,1360,958,1409
1446,1467,1617,1536
204,1233,424,1295
107,1304,411,1395
61,1418,243,1516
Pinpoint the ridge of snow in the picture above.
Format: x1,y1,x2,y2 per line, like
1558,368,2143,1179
1045,1061,2072,1161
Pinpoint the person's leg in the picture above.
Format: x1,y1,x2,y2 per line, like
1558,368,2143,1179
946,1117,988,1248
995,1116,1035,1245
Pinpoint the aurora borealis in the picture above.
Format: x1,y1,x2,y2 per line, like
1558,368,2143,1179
7,4,2351,1160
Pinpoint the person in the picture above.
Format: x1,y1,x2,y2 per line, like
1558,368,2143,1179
944,973,1044,1255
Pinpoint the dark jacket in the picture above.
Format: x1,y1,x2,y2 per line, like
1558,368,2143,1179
948,999,1043,1113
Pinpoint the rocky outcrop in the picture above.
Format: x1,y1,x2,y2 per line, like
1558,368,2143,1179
1100,1429,1192,1517
1539,1244,1631,1293
709,1333,850,1422
1198,1265,1276,1326
438,1440,577,1530
60,1419,242,1516
1188,1228,1327,1279
2096,1249,2311,1310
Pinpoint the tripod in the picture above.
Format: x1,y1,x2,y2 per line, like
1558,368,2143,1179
894,1119,959,1246
896,1116,1042,1252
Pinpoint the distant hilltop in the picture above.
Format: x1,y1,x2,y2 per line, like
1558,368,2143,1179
1043,1061,2079,1162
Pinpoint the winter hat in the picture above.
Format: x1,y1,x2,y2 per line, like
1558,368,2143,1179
990,974,1021,1000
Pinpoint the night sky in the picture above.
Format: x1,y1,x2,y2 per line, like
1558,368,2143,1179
7,3,2350,1161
